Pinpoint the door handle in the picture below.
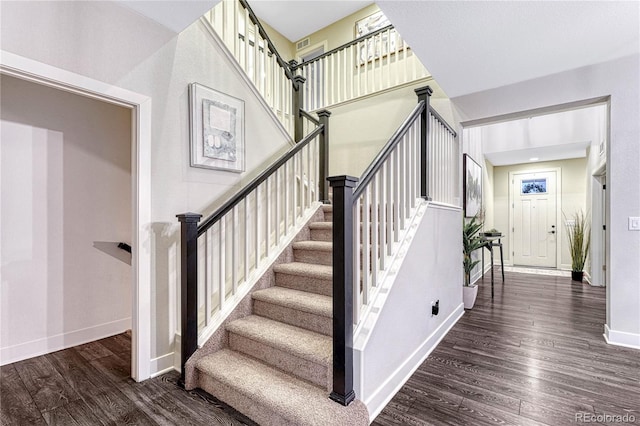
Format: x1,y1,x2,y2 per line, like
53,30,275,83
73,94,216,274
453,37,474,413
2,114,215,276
549,230,556,234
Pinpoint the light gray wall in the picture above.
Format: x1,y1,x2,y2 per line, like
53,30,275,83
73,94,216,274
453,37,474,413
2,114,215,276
452,54,640,345
1,75,132,364
1,1,293,372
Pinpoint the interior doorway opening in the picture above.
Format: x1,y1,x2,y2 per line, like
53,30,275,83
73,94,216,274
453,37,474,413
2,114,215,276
0,52,152,381
0,74,134,369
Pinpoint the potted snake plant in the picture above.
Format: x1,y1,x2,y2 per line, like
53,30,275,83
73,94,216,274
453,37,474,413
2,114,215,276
463,214,485,308
565,211,591,282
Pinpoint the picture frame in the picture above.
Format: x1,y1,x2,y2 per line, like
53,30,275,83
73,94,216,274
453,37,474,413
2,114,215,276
189,83,245,172
463,154,482,218
355,10,390,39
355,11,401,65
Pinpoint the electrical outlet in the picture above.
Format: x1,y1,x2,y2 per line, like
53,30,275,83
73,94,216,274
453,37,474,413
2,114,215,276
629,217,640,231
431,300,439,316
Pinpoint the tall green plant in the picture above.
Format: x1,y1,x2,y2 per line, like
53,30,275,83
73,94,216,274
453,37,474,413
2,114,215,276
564,211,591,272
463,215,485,286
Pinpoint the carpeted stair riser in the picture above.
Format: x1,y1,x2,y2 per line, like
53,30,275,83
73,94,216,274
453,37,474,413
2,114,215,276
292,241,333,266
253,299,332,336
309,222,332,242
274,262,332,296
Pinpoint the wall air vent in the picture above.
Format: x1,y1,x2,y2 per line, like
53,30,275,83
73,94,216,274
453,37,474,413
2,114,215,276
296,38,310,50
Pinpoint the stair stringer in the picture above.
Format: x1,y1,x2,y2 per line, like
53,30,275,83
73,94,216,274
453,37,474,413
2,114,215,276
353,202,466,420
184,203,325,390
199,17,294,146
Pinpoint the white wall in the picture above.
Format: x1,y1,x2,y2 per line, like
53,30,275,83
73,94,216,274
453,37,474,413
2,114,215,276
1,1,292,374
452,54,640,348
354,204,464,419
1,75,132,364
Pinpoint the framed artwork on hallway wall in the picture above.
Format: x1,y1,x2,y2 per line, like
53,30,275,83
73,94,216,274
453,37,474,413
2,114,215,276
355,10,403,65
189,83,245,172
463,154,482,218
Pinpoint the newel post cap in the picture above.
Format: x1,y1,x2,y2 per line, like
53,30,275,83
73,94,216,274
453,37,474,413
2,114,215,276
176,213,203,223
328,175,359,188
415,86,433,97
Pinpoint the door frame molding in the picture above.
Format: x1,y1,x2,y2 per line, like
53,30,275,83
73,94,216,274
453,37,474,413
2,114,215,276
1,50,153,381
508,167,562,269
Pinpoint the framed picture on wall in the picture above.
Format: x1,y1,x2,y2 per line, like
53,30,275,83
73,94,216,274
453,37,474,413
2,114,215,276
463,154,482,217
355,11,402,65
189,83,245,173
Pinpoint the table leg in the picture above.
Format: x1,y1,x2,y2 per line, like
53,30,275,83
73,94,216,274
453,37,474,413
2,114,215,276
499,242,505,281
490,246,494,299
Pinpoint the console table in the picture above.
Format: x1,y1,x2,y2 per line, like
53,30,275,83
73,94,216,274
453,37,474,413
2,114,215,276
481,234,505,299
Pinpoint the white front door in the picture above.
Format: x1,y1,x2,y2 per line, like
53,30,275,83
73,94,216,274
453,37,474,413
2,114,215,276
512,171,558,267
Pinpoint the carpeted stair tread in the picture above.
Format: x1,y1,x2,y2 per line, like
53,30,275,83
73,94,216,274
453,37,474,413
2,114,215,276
196,349,369,426
321,204,332,212
308,222,332,230
252,287,332,318
292,240,333,252
226,315,331,366
273,262,332,280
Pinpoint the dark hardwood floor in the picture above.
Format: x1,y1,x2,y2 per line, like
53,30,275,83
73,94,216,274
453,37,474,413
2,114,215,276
373,270,640,425
0,332,255,425
3,270,638,425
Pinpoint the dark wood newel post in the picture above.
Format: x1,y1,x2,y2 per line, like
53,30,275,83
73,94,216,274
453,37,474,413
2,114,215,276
328,175,358,406
317,109,331,202
415,86,433,200
290,60,306,142
176,212,202,387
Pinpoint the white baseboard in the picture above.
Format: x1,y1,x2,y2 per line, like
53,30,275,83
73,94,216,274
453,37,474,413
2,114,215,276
150,352,177,378
604,324,640,349
366,303,465,420
0,318,131,366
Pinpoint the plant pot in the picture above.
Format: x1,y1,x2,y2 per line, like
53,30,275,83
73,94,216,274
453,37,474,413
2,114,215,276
571,271,584,282
463,284,478,309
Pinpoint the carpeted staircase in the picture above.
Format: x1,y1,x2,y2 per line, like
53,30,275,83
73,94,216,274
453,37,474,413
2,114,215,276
192,205,369,426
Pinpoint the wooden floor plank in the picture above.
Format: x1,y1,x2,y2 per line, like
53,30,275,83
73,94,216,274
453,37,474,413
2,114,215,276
0,364,46,425
13,355,80,412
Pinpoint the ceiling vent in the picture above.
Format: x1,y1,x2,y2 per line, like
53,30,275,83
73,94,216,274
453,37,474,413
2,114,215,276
296,38,310,50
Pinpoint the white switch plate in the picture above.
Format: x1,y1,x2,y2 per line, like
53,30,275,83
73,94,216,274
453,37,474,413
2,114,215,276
629,217,640,231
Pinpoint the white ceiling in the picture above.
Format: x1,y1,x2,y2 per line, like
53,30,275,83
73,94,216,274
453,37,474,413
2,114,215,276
377,1,640,98
479,105,605,166
250,1,372,42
